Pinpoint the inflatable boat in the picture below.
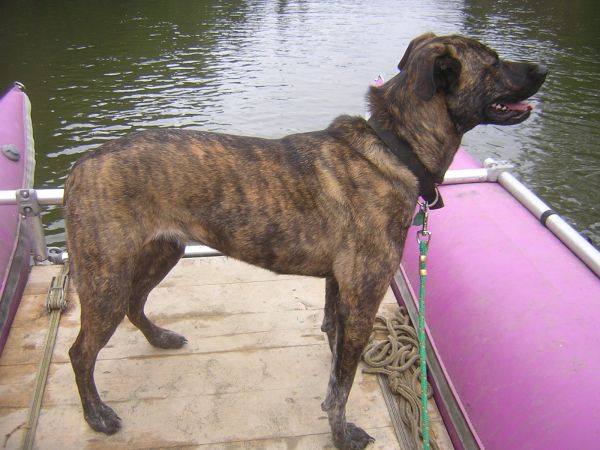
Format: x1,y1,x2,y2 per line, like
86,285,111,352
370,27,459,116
394,151,600,449
0,83,35,353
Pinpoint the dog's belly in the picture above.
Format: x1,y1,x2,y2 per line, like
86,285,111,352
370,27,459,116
184,211,336,278
229,245,333,278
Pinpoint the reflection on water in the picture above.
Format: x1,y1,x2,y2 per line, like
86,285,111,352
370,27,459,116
0,0,598,246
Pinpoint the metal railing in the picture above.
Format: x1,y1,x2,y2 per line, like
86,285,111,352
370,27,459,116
1,160,599,276
443,160,600,276
0,188,221,262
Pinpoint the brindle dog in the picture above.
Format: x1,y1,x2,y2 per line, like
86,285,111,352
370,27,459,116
64,33,546,449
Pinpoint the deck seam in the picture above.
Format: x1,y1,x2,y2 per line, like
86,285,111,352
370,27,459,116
0,342,330,367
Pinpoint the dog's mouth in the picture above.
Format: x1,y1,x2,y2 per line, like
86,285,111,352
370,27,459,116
486,100,533,125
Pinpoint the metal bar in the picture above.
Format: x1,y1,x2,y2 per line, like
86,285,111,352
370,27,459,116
0,188,64,205
0,172,499,203
2,189,224,259
184,245,222,257
1,172,598,274
442,168,489,185
546,215,600,275
35,189,64,205
3,171,499,203
0,189,18,205
57,244,223,263
498,172,549,217
497,172,600,276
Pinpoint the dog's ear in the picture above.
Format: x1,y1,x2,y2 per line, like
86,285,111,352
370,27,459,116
398,32,436,71
433,53,462,96
414,48,462,101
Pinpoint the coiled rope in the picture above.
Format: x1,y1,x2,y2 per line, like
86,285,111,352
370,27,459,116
362,308,438,450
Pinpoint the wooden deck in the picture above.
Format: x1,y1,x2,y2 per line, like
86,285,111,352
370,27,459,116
0,256,451,449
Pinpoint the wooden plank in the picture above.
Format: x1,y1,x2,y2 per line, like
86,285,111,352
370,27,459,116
5,345,357,407
0,258,406,449
26,369,394,448
1,302,329,366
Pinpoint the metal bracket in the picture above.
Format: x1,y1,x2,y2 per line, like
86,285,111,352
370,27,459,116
47,247,66,264
17,189,41,216
484,158,515,182
16,189,48,262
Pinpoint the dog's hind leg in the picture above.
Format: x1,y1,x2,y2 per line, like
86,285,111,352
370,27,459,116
321,262,395,449
322,276,339,352
69,268,133,435
127,238,186,349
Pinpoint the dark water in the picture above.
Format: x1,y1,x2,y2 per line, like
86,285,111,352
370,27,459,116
1,0,599,247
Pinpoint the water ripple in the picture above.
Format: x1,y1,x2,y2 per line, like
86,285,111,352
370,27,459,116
1,0,597,246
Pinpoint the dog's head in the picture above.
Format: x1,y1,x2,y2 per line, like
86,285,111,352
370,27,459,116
396,33,547,133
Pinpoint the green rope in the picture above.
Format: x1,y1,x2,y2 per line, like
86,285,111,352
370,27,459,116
418,239,430,450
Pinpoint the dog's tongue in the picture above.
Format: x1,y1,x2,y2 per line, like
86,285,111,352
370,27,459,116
506,102,532,112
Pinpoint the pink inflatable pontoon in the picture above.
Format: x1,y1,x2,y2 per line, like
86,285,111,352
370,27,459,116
394,150,600,449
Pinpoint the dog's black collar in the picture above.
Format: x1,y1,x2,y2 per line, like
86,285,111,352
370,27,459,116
367,117,444,209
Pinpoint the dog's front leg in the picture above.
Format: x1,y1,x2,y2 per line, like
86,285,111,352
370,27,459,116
321,270,392,449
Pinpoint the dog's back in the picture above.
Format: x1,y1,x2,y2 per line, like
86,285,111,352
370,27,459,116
64,124,410,279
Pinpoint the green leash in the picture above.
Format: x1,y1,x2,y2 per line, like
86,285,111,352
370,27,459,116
415,203,432,450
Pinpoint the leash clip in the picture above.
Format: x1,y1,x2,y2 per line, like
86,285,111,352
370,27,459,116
416,201,432,245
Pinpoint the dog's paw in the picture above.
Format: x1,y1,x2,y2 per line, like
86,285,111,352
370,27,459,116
147,327,188,349
85,401,122,435
332,422,375,450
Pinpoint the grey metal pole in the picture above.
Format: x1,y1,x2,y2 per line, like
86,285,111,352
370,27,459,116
0,174,598,275
497,171,600,276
